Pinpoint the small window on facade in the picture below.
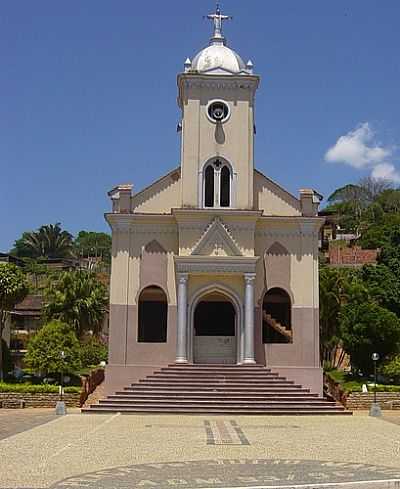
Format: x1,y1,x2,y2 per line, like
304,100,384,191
262,288,292,344
138,286,168,342
204,165,214,207
220,165,230,207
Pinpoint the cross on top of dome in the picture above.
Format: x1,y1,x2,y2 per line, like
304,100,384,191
205,3,233,46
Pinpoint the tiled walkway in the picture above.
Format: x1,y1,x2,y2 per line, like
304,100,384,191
0,410,400,488
0,409,57,440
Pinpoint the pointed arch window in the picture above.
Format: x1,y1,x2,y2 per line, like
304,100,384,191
203,159,233,208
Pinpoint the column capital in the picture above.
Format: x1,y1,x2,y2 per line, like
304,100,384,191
178,273,189,284
244,273,256,284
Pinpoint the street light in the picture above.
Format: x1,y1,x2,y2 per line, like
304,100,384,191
55,350,67,416
369,352,381,417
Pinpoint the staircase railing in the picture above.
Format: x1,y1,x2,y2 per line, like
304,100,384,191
262,311,292,341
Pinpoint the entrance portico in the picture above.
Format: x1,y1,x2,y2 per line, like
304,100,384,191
174,256,258,365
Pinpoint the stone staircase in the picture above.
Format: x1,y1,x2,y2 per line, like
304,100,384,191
263,311,292,341
82,364,351,415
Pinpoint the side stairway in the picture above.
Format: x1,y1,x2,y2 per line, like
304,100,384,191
82,364,351,415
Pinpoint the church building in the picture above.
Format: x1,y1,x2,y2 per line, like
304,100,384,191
103,7,326,405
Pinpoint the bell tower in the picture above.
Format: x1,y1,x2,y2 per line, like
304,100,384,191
177,6,260,210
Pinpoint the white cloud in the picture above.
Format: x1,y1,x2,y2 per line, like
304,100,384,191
325,122,399,182
371,163,400,183
325,123,391,169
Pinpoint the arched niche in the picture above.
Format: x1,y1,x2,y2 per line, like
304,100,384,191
263,242,291,292
140,240,168,292
262,287,292,344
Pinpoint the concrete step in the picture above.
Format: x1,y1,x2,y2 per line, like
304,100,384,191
84,364,351,416
122,385,312,393
111,393,320,400
83,405,349,415
136,381,299,388
100,398,337,406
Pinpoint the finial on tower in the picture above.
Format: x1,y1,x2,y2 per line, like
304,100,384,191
205,3,233,46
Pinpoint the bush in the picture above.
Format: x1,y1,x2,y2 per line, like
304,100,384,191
80,336,107,368
382,356,400,383
340,302,400,375
25,320,81,376
0,382,80,393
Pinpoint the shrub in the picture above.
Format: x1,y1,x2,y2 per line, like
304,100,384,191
382,356,400,383
25,320,81,376
80,336,108,368
0,382,80,393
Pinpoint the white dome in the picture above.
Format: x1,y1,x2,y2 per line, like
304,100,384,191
191,43,246,75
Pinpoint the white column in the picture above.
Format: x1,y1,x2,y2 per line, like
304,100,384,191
176,273,189,363
243,273,256,364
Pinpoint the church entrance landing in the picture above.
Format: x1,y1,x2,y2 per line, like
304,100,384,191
193,292,236,364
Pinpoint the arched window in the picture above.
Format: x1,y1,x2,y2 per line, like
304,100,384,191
220,165,230,207
138,286,168,342
262,288,292,344
204,165,214,207
203,159,232,208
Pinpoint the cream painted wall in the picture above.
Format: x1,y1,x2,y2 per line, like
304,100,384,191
110,227,178,306
254,171,301,216
254,230,318,307
132,170,181,214
188,274,244,303
179,75,258,210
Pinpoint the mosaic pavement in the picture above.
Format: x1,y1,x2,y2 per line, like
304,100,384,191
0,411,400,489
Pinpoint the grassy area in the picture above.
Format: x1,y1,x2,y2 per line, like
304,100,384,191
326,369,400,393
0,382,81,394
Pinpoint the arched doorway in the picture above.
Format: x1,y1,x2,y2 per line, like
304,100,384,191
193,291,236,364
137,286,168,343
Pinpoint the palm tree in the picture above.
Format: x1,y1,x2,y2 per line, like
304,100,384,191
43,270,108,337
22,223,74,259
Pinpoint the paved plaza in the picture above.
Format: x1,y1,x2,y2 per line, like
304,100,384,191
1,410,400,489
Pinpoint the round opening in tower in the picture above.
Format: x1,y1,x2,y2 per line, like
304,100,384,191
207,100,230,123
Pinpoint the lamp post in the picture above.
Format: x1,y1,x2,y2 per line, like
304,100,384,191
55,350,67,415
369,352,381,417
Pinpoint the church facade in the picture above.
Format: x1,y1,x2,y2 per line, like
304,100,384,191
105,8,324,397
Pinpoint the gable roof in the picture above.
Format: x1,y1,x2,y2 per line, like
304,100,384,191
191,217,242,257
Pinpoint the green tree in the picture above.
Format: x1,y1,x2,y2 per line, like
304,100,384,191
80,336,108,368
340,303,400,375
25,320,81,376
0,264,28,380
360,264,400,317
319,267,347,366
74,231,112,263
13,223,74,259
11,232,39,258
319,267,368,367
43,271,108,338
1,339,13,376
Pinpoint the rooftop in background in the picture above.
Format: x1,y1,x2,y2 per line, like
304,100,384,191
12,295,43,316
0,253,25,267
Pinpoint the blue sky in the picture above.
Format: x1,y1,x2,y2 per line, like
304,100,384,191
2,1,399,251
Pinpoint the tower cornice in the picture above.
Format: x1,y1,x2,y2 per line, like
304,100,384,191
177,73,260,107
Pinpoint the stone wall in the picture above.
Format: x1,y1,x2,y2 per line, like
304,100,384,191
0,392,80,409
346,392,400,410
